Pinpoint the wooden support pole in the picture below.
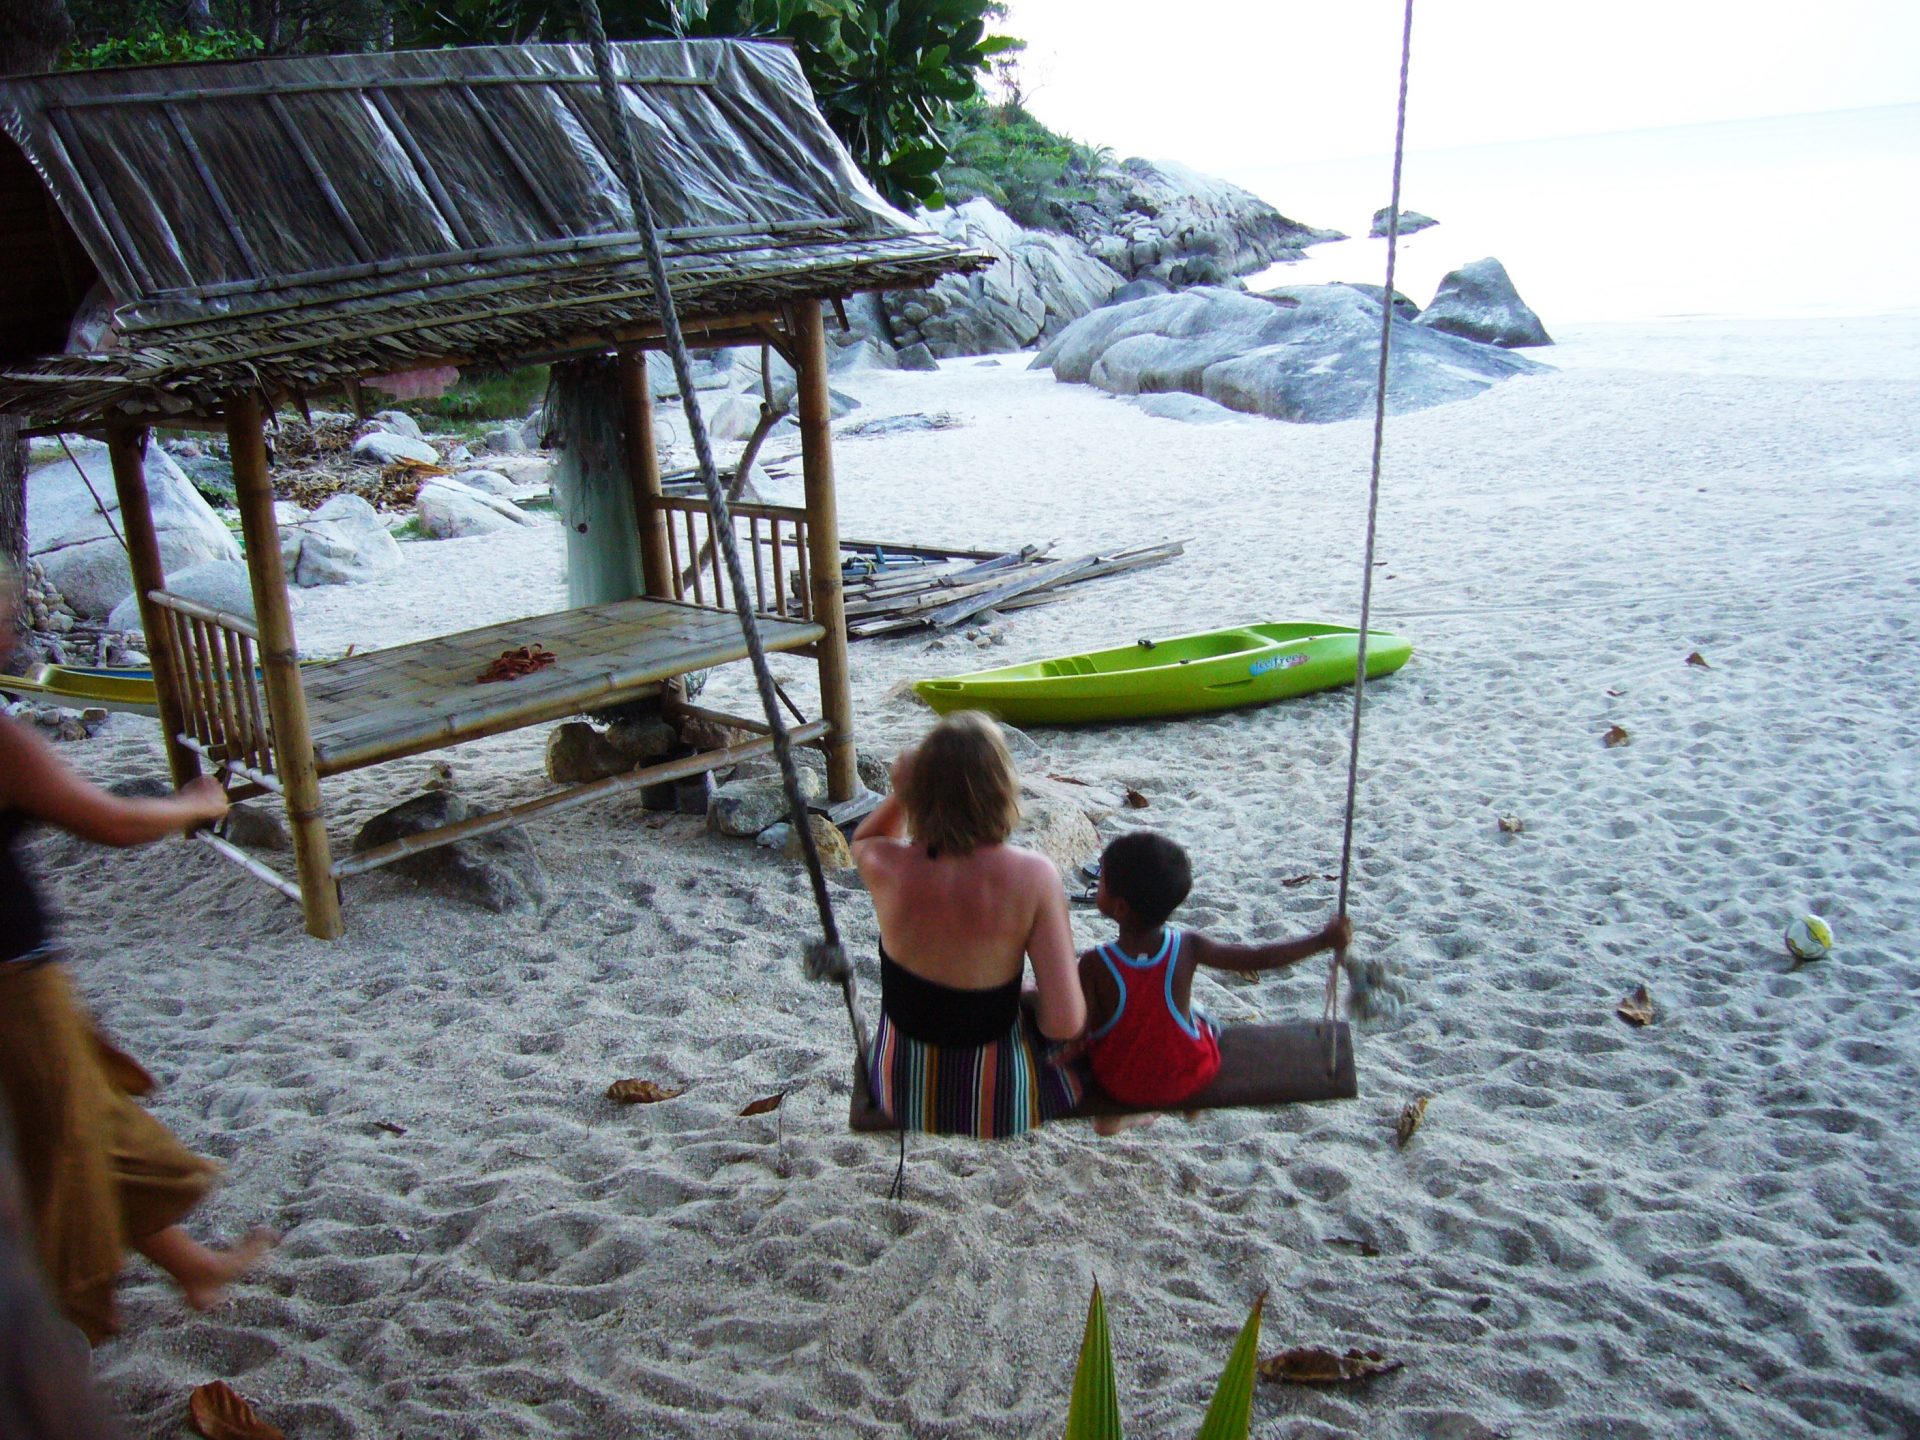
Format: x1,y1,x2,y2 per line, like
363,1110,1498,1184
793,300,858,802
226,393,342,939
619,347,686,713
619,348,673,600
103,424,199,788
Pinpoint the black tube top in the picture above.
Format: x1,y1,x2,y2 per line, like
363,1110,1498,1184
879,943,1022,1048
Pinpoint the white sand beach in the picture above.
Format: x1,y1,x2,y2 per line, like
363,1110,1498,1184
37,313,1920,1436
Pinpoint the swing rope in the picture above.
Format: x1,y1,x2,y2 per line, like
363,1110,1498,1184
577,5,867,1064
1325,0,1417,1034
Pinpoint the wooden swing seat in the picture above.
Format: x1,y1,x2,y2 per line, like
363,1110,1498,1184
847,1019,1356,1133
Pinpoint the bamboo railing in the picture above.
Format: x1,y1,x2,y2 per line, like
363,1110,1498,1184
658,496,812,621
143,590,280,794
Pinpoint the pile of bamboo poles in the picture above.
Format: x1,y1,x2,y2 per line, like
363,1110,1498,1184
840,539,1186,639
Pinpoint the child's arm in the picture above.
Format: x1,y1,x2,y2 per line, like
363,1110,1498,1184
1186,915,1352,974
0,715,228,847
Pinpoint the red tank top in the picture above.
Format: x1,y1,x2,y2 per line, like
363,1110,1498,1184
1087,928,1221,1108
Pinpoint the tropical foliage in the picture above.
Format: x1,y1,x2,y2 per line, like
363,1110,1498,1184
940,96,1112,231
1065,1284,1267,1440
67,24,262,67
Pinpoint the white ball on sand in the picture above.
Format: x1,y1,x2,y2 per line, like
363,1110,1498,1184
1785,915,1833,961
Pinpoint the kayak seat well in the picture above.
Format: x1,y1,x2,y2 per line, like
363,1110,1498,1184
1173,630,1269,660
1041,657,1097,678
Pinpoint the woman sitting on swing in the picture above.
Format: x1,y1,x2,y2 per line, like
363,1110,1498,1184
851,711,1087,1137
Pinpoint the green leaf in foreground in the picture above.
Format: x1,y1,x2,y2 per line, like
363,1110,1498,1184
1192,1290,1265,1440
1064,1282,1123,1440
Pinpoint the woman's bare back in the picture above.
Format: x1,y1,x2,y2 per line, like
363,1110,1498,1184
865,840,1049,990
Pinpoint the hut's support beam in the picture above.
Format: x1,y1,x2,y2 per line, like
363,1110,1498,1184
793,299,857,802
550,356,644,608
619,347,684,714
226,393,341,939
104,424,200,788
619,348,674,600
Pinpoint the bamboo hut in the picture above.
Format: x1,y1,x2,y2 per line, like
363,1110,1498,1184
0,40,986,937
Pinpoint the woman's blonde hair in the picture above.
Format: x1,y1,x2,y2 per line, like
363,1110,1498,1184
899,710,1021,857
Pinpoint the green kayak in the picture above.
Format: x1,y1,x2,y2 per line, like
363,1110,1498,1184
913,622,1412,726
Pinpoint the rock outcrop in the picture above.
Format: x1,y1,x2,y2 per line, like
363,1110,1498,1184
350,430,439,467
26,438,241,617
105,559,254,633
1037,284,1545,424
881,199,1124,357
1370,208,1438,237
1414,257,1552,348
415,481,541,538
280,493,404,587
352,791,547,913
1057,158,1342,287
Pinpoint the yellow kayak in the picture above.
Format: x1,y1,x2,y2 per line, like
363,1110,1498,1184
2,663,163,716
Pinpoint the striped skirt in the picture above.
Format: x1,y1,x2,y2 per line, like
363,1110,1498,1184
867,1006,1086,1138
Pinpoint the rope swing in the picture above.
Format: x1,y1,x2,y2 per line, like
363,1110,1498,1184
1324,0,1418,1035
577,1,869,1070
579,3,1410,1132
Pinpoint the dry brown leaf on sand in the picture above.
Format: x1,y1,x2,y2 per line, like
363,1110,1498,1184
740,1091,786,1117
1258,1347,1405,1385
1396,1095,1430,1149
1497,815,1525,834
1617,986,1655,1026
189,1382,286,1440
1602,724,1632,747
607,1079,686,1104
1685,651,1711,668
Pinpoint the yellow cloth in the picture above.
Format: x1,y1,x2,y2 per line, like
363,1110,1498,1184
0,962,217,1343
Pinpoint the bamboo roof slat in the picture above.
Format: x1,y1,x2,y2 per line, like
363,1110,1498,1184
265,93,375,262
365,89,478,253
54,69,720,109
161,104,262,276
301,595,822,775
43,107,154,294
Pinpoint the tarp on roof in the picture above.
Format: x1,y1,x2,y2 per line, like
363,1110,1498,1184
0,40,984,426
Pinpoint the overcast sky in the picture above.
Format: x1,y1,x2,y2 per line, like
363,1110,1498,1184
998,1,1920,170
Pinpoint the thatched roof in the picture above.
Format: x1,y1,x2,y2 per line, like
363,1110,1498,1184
0,40,986,428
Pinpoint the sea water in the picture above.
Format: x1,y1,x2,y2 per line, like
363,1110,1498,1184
1236,104,1920,324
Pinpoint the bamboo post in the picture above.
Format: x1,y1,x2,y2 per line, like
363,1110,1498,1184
104,424,199,788
618,348,688,712
793,300,857,801
619,349,673,599
227,393,342,938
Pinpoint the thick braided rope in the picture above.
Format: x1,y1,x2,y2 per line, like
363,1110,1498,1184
1326,0,1417,1036
577,7,861,1052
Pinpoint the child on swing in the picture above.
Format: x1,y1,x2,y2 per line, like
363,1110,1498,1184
1079,830,1350,1134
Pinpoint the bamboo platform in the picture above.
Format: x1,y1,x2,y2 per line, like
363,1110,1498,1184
302,596,824,775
